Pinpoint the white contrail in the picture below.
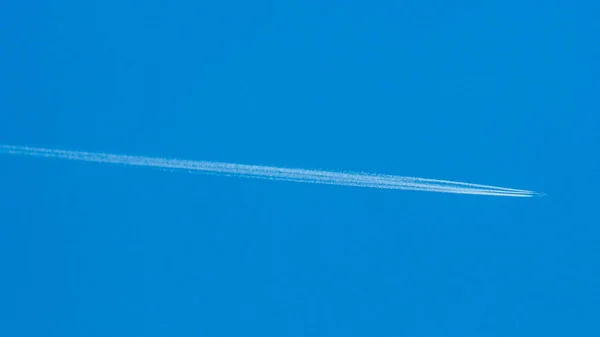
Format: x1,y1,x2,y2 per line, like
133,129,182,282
0,144,537,197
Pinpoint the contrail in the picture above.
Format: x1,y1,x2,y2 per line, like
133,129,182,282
0,144,538,197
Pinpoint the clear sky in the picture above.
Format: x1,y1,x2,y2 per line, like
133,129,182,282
1,0,598,336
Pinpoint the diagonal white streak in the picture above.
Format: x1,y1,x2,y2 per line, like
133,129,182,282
0,144,536,197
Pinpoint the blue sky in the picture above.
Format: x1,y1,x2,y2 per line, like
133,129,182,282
1,0,599,336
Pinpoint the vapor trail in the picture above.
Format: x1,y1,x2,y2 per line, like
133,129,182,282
0,144,536,197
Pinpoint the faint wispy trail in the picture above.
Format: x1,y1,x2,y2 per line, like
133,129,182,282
0,144,537,197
